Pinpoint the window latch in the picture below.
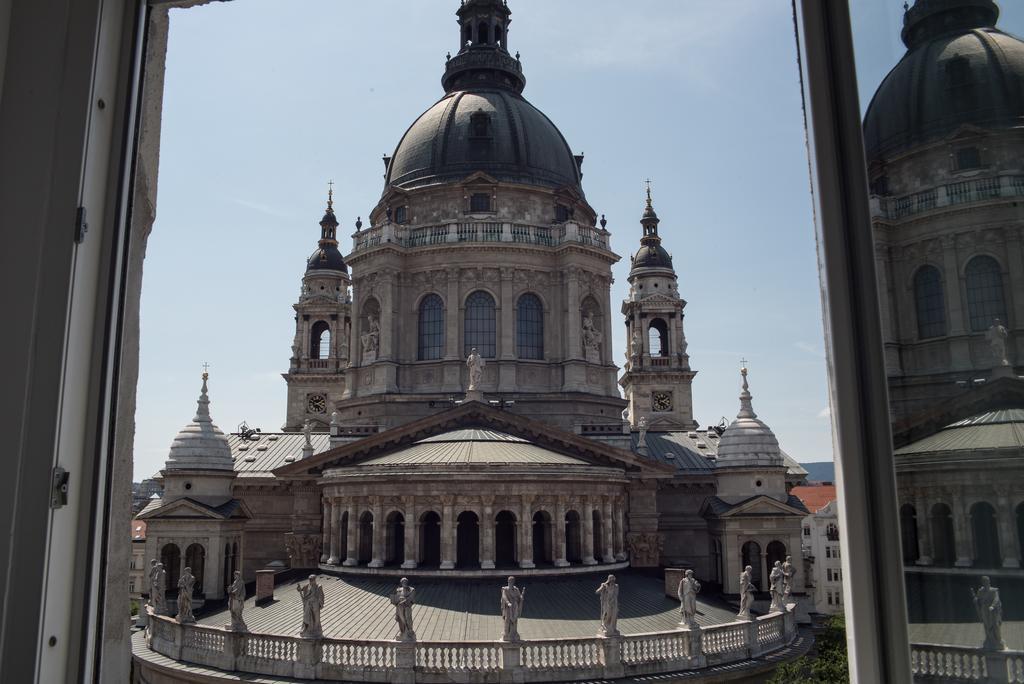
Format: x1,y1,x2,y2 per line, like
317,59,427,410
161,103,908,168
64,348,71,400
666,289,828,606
50,466,70,509
74,206,88,244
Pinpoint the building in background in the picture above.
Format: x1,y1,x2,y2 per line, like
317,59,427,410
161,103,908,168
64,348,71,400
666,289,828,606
793,484,843,615
130,520,147,603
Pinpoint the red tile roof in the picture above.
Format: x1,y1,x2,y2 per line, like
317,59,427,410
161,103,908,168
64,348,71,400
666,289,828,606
791,485,837,513
131,520,147,541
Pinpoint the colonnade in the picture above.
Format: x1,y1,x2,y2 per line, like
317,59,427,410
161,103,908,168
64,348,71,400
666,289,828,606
318,494,629,570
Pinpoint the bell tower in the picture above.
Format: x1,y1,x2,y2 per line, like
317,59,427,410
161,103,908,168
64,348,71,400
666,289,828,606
619,185,696,428
283,187,352,430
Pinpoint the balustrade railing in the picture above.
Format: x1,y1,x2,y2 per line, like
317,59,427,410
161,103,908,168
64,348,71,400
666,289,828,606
874,174,1024,220
144,606,797,683
909,643,1024,683
349,220,610,254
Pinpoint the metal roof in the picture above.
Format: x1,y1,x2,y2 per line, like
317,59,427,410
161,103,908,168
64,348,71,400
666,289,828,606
631,430,808,478
895,409,1024,456
354,430,593,467
228,432,331,477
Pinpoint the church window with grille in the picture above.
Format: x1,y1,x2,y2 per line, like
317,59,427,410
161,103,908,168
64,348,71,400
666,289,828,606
956,147,981,171
516,293,544,359
464,291,496,358
418,294,444,360
913,266,946,339
470,193,491,212
965,255,1007,331
394,206,408,224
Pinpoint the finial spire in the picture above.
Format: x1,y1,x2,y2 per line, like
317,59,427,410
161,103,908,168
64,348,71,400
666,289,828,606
327,180,334,210
195,366,212,423
737,362,756,419
645,179,652,206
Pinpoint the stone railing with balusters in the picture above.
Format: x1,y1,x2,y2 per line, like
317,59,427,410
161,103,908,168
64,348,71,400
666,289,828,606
350,220,609,255
144,604,797,683
911,643,1024,683
871,174,1024,221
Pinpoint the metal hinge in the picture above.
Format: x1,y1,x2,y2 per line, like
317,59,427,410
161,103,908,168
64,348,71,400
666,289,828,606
74,206,88,244
50,466,70,509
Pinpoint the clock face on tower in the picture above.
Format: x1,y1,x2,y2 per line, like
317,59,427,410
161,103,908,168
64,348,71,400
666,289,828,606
652,391,673,412
307,394,327,414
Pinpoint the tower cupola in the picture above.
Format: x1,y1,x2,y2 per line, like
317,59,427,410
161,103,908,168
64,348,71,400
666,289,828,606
443,0,525,93
164,370,234,473
630,184,674,272
306,185,348,274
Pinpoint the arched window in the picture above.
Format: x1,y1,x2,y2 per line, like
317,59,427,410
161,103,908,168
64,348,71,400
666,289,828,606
495,25,504,46
931,503,956,567
462,23,471,46
477,21,489,45
184,543,205,596
418,294,444,360
310,320,331,359
966,256,1007,332
914,266,946,339
516,294,544,359
766,540,786,571
649,318,668,357
464,291,496,358
160,543,181,595
971,501,1001,567
900,504,920,563
742,541,762,590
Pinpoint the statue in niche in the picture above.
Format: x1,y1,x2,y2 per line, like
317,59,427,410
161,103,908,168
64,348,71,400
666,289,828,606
972,576,1005,651
630,328,643,358
226,571,247,632
782,555,796,600
500,576,525,641
297,575,325,638
582,311,603,362
769,561,785,612
737,566,755,621
361,314,380,360
467,347,486,391
149,560,165,615
986,318,1010,367
678,569,701,628
595,575,619,637
637,416,648,448
176,567,196,624
391,578,416,642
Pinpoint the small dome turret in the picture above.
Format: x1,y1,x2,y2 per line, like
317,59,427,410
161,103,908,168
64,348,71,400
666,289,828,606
165,371,233,472
716,366,783,468
630,184,674,272
306,185,348,274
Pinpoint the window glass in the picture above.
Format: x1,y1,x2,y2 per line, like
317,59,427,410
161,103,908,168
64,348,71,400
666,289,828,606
464,291,496,358
913,266,946,339
965,255,1007,331
516,294,543,359
418,294,444,360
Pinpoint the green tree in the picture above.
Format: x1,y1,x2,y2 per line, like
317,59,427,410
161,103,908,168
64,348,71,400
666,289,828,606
768,615,849,684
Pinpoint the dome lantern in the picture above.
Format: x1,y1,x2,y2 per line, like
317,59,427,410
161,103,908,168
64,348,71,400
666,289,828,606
629,183,674,272
164,370,234,472
306,184,348,274
715,366,784,469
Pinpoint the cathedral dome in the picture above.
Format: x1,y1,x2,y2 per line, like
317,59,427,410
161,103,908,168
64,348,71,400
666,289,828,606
632,243,673,270
715,368,784,469
306,245,347,274
863,0,1024,162
165,373,234,472
384,89,583,194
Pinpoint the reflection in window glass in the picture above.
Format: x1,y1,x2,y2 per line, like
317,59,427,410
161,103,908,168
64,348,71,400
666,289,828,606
913,266,946,339
965,255,1007,332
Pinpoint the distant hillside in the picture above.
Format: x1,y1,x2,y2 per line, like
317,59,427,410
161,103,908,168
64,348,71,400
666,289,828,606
799,461,835,483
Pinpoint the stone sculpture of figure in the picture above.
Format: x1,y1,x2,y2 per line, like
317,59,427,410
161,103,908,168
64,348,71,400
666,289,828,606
227,570,247,632
986,319,1010,367
147,559,159,611
297,575,325,639
582,311,603,352
361,314,380,355
769,561,785,612
782,555,795,600
737,566,755,621
595,575,619,636
500,576,525,641
302,419,312,447
630,329,643,357
176,567,196,624
637,416,649,447
391,578,416,642
467,347,486,391
151,562,166,615
972,576,1005,651
678,569,701,628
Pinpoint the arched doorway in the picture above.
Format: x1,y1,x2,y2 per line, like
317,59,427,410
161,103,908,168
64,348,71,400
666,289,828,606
358,511,374,564
230,542,238,578
766,540,786,573
971,501,1001,567
161,543,180,595
419,511,441,567
592,509,604,560
184,543,205,596
532,511,552,565
495,511,518,567
457,511,480,568
565,511,582,563
930,503,956,567
742,541,762,590
385,512,405,566
900,504,920,563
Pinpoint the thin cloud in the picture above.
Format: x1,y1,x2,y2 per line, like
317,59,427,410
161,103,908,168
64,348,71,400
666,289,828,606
817,405,831,419
229,196,296,220
796,341,825,357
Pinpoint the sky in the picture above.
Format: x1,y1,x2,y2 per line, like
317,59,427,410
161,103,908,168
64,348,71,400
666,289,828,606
132,0,1024,481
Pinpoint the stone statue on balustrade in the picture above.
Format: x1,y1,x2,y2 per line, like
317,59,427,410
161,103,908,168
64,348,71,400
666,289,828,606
466,347,486,392
769,561,785,612
737,566,755,621
986,319,1010,368
147,560,163,616
782,555,796,600
391,578,416,642
596,575,619,637
972,576,1005,651
501,576,525,641
176,567,196,624
678,569,701,628
297,575,325,639
225,570,247,632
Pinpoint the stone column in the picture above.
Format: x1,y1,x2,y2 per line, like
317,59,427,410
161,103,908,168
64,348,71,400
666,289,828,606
913,493,933,566
566,268,583,360
583,498,597,565
602,497,616,563
369,497,385,568
343,502,358,566
499,268,515,360
320,498,331,563
444,268,460,360
402,497,418,570
615,499,628,561
327,498,341,565
441,496,456,570
519,495,535,569
481,497,496,569
995,486,1021,568
952,489,973,567
554,496,568,567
